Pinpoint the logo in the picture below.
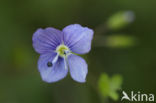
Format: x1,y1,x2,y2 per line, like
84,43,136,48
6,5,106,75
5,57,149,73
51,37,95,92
121,91,155,102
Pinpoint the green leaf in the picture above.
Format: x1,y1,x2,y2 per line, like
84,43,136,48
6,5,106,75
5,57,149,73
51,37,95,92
98,73,123,101
109,91,119,101
110,74,123,90
98,73,110,98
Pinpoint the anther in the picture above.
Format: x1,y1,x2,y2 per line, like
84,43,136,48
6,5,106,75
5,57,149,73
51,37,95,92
63,50,70,55
47,62,53,67
63,51,67,55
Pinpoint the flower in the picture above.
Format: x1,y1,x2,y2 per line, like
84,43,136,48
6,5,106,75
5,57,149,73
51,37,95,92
32,24,94,83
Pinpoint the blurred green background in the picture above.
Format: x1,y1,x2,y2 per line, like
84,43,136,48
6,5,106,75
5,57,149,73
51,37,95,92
0,0,156,103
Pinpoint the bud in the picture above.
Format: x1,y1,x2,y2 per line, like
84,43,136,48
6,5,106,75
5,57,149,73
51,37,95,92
107,11,135,30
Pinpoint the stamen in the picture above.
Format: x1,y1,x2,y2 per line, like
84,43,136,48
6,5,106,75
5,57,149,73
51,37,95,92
55,44,72,70
64,56,68,70
52,53,59,64
64,58,67,70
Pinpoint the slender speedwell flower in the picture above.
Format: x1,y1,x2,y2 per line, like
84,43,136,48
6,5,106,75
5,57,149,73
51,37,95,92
32,24,94,83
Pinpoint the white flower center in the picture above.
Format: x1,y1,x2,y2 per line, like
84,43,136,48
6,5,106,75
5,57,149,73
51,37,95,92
56,44,70,57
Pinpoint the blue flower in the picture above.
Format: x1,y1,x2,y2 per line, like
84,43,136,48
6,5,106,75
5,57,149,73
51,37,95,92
32,24,94,83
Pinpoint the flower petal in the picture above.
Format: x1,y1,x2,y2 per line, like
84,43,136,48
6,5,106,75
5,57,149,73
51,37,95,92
38,53,68,83
68,54,88,83
32,27,62,54
63,24,94,54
